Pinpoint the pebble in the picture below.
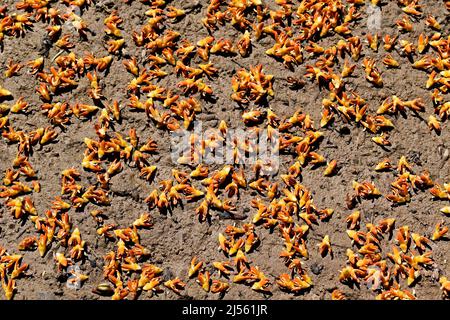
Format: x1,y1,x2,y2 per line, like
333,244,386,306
443,149,449,162
183,0,201,11
310,262,324,275
208,119,218,126
204,114,218,121
54,289,64,296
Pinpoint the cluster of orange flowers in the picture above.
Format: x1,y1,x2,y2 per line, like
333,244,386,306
0,247,28,300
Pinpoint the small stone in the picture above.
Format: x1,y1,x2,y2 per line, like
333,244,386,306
443,149,449,162
310,262,324,275
54,289,64,296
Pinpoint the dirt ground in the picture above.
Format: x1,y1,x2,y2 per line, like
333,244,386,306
0,0,449,300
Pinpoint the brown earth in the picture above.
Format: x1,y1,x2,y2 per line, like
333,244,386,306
0,0,449,300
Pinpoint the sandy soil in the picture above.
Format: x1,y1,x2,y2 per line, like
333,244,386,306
0,0,449,300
